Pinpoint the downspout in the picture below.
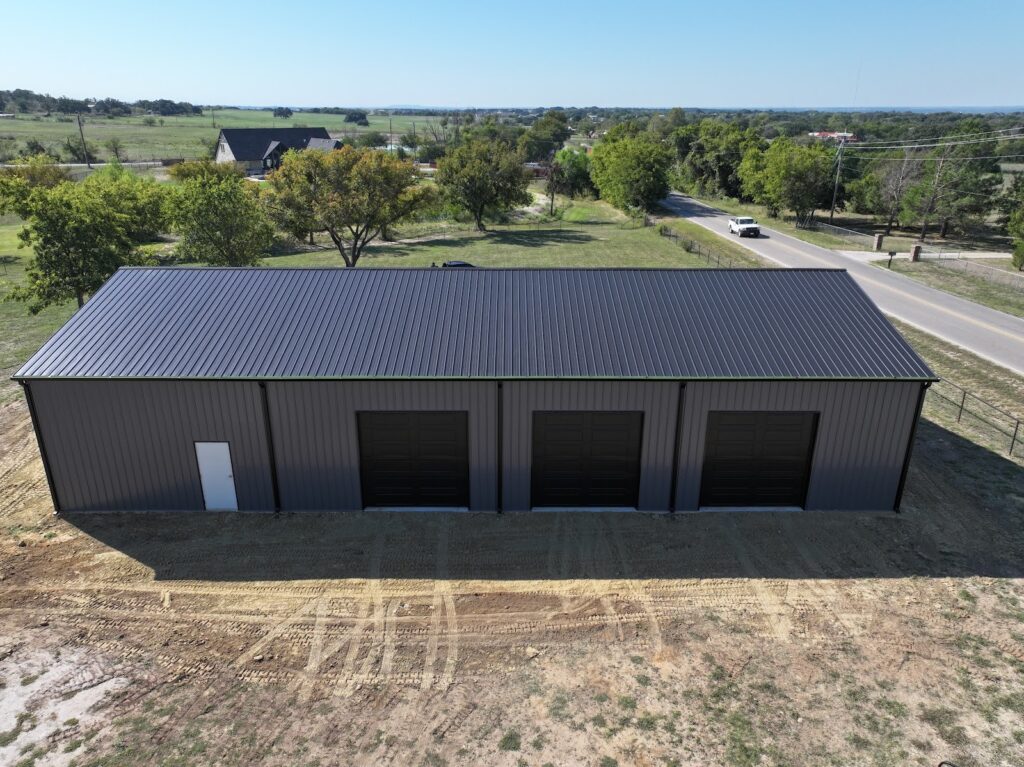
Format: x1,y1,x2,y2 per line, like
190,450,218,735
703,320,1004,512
496,381,503,513
259,381,282,512
667,382,686,512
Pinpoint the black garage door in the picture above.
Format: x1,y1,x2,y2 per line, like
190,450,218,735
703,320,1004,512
531,411,643,508
358,411,470,507
699,411,818,508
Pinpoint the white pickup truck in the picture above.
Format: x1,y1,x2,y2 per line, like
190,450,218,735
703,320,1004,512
728,216,760,238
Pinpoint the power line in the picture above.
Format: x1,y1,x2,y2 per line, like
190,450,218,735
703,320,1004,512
849,126,1022,148
847,134,1023,152
846,153,1024,162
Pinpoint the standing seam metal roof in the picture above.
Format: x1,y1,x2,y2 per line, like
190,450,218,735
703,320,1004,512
14,267,936,381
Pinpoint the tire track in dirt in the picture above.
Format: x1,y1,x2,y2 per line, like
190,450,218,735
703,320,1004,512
580,516,624,642
604,515,664,654
727,519,792,641
421,516,458,690
338,527,385,696
231,595,320,668
778,517,861,639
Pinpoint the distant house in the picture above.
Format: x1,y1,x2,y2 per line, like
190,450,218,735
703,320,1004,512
214,128,342,175
807,131,859,143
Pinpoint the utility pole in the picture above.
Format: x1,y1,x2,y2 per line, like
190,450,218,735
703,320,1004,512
389,117,393,149
829,139,844,224
77,113,92,169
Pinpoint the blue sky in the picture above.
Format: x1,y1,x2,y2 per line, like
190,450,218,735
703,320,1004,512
3,0,1021,108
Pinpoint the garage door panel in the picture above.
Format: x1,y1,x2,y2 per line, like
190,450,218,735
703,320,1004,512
700,411,818,508
358,411,469,507
531,411,643,508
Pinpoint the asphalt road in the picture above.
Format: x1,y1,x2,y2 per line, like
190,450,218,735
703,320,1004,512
662,193,1024,377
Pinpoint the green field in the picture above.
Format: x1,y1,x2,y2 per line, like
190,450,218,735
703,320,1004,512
0,110,440,162
874,258,1024,318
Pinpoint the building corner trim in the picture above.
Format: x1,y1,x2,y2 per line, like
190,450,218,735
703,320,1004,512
893,381,930,513
21,381,61,514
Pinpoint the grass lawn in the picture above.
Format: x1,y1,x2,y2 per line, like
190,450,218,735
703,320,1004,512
874,259,1024,318
270,197,718,269
0,110,440,163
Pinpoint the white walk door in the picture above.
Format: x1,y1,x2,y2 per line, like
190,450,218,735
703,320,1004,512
194,442,238,511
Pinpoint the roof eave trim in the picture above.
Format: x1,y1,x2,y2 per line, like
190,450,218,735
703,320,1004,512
11,374,941,383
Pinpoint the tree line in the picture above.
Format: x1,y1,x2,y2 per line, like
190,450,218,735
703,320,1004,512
0,89,202,117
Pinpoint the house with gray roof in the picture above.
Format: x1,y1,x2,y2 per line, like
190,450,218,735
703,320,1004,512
214,127,342,175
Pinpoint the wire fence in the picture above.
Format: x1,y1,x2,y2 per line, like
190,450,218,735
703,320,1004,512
792,216,877,249
920,253,1024,289
926,378,1021,456
657,225,745,268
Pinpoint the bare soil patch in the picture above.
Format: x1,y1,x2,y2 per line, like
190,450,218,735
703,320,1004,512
1,398,1023,766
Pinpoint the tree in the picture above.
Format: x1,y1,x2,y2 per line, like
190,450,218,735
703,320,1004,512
1009,207,1024,271
168,158,243,182
901,123,1001,240
551,147,593,199
0,154,71,215
518,109,571,162
63,135,98,164
169,174,273,266
755,138,833,221
355,131,388,148
589,134,673,211
901,146,998,240
82,162,167,243
273,107,294,119
344,110,369,126
435,139,531,230
737,146,776,215
7,181,139,311
676,119,763,198
871,152,921,234
104,137,125,162
264,147,431,266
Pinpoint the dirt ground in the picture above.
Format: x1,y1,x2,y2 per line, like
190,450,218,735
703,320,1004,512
1,397,1023,767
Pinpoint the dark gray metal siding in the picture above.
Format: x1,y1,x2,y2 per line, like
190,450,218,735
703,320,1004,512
16,268,935,382
24,378,921,514
674,381,921,511
501,382,679,511
266,381,497,511
27,380,275,511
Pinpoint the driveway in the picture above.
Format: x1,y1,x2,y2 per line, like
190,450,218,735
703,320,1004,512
662,193,1024,376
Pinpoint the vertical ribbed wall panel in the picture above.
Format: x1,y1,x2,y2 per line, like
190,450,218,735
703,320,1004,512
674,381,922,511
267,381,498,511
29,380,275,511
502,381,679,511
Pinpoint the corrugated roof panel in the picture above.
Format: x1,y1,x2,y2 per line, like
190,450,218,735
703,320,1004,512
13,267,936,381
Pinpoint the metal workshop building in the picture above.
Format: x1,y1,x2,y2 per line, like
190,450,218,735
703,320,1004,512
14,267,936,514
